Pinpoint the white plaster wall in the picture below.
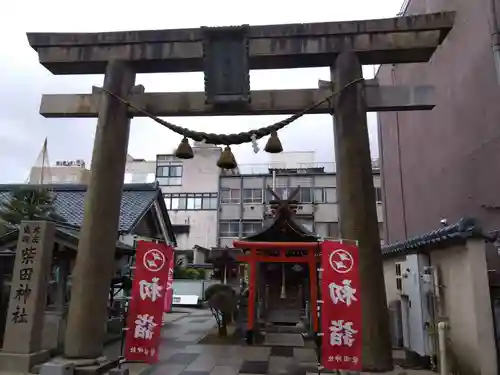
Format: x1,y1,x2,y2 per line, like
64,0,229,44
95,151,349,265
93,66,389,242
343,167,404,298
168,210,218,250
160,147,221,194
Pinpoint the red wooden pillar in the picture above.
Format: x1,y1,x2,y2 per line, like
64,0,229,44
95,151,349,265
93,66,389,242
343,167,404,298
308,248,319,332
247,247,257,331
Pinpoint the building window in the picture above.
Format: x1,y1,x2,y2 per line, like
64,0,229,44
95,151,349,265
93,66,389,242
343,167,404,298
219,220,240,237
375,187,382,203
317,187,337,203
298,187,313,203
275,187,288,199
164,193,217,210
266,188,287,202
265,187,338,203
221,188,241,204
313,188,324,203
242,220,263,236
243,189,263,204
315,222,339,238
124,173,133,184
156,163,182,186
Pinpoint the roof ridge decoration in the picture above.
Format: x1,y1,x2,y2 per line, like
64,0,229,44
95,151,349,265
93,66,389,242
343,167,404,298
240,186,319,243
382,217,484,257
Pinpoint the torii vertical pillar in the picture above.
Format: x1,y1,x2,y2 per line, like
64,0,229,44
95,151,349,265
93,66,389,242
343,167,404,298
64,61,136,358
334,51,393,372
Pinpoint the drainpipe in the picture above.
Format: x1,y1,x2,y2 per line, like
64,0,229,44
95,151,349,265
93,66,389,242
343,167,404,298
489,0,500,85
437,321,449,375
391,66,408,239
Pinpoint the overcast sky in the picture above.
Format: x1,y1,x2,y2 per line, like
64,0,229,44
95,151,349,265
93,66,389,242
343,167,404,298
0,0,403,183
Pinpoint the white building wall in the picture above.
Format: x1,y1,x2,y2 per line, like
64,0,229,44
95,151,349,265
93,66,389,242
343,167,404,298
124,156,156,183
159,146,221,194
157,145,222,252
168,210,218,251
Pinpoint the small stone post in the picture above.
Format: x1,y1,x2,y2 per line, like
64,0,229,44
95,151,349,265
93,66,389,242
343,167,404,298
64,60,136,359
334,50,393,371
0,220,56,372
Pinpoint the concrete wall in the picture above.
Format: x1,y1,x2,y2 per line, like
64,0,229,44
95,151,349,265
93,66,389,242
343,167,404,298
383,238,498,374
377,0,500,243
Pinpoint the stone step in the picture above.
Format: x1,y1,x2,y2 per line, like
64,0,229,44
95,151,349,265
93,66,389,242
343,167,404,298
31,358,120,375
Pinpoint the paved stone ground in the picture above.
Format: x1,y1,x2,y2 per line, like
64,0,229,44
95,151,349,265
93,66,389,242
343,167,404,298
130,309,437,375
135,308,317,375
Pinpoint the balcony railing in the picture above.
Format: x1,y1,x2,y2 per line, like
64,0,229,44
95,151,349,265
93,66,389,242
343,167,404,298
221,159,380,176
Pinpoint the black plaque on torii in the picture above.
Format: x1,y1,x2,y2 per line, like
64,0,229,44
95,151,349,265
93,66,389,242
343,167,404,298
202,25,251,107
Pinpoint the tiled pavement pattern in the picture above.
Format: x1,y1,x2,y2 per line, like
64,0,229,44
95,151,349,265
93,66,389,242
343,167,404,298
139,309,319,375
137,309,436,375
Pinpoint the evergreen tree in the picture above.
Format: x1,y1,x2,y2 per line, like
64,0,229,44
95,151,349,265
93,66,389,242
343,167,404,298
0,187,66,226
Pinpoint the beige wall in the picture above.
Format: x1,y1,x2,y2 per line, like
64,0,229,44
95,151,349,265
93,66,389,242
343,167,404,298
431,239,497,375
383,239,498,375
29,166,90,184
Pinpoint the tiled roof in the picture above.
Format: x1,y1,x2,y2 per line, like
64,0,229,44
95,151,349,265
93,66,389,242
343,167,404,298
381,217,485,258
0,226,133,252
0,183,160,233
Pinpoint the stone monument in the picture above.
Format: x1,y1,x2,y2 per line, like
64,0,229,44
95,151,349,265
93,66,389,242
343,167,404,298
0,221,55,372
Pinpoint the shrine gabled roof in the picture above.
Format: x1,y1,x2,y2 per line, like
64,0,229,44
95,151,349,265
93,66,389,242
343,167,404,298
241,214,319,243
0,183,176,244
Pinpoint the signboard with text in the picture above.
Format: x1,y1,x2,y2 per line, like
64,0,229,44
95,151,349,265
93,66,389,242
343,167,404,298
320,240,362,372
55,159,85,168
124,241,170,363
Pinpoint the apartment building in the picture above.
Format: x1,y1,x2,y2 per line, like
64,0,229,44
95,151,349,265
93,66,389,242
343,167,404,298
154,147,384,259
217,161,384,248
31,144,384,258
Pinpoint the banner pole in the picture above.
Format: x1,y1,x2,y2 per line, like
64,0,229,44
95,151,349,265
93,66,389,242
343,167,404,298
119,254,134,368
315,242,322,375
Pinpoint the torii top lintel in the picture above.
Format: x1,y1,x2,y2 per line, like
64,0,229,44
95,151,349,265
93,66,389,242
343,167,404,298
233,187,320,250
27,12,454,75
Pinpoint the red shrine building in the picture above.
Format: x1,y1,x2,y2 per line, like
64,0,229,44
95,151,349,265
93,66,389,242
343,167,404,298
214,189,322,342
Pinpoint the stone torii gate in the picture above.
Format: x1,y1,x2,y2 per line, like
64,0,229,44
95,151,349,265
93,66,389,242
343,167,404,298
27,12,454,372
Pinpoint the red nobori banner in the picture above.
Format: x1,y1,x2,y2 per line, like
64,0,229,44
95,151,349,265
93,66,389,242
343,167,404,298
320,240,362,371
124,241,171,363
163,246,175,312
